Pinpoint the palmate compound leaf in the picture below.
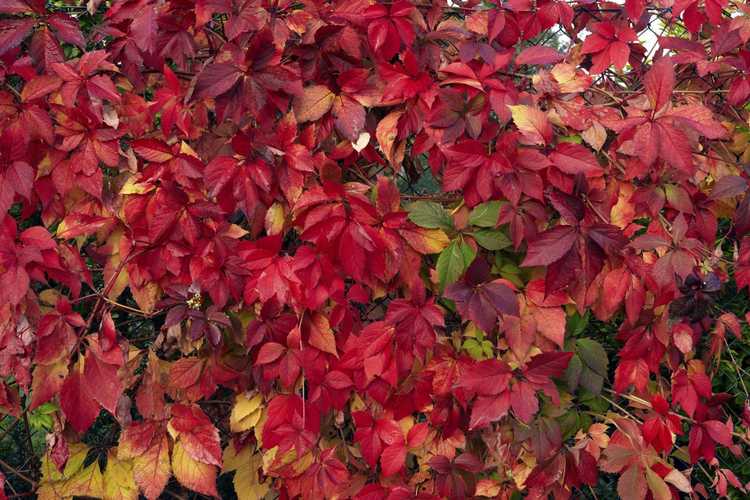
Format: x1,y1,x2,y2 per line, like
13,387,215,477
521,225,578,268
445,258,519,333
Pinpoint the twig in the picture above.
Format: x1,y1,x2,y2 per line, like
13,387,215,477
605,388,750,446
0,456,36,488
3,82,22,100
0,419,19,446
723,338,750,399
22,412,37,474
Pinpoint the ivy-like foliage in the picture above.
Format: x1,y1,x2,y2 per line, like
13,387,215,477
1,0,750,498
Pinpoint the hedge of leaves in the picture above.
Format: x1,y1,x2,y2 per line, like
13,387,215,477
1,0,750,499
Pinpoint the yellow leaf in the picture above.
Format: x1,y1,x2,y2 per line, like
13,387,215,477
102,229,130,300
550,63,591,93
119,175,150,195
264,202,286,235
664,469,692,493
179,141,199,158
293,85,334,123
39,443,104,500
172,440,218,497
254,408,267,446
223,443,269,500
103,453,139,500
582,121,607,151
230,392,264,433
610,183,635,229
62,461,104,498
351,131,370,152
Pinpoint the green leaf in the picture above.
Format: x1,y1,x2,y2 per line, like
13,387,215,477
437,238,475,289
559,134,582,144
468,201,502,227
463,339,485,360
568,338,608,395
407,201,453,230
471,229,511,250
579,391,609,412
566,311,589,336
29,402,58,431
494,255,524,288
565,354,583,391
576,338,608,377
463,339,495,360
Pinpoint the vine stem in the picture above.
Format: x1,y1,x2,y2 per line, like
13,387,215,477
723,338,750,399
298,311,306,429
603,388,750,446
81,248,146,338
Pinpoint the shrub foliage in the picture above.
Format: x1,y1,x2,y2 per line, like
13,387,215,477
1,0,750,498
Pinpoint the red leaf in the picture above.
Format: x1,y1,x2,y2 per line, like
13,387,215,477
644,59,675,112
380,443,407,476
516,46,564,66
521,225,578,267
195,63,243,98
170,404,222,467
83,343,123,414
60,369,100,434
21,74,62,101
256,342,287,364
550,143,603,177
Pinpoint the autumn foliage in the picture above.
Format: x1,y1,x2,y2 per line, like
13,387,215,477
2,0,750,498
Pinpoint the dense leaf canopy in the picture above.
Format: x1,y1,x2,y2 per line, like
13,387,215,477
1,0,750,498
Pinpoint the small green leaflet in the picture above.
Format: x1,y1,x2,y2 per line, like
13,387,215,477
468,200,502,227
471,229,511,250
406,201,454,231
436,237,475,289
565,338,608,395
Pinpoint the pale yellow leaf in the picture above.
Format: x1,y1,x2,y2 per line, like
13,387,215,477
230,392,264,433
223,443,269,500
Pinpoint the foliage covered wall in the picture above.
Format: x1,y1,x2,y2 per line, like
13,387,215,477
1,0,750,498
